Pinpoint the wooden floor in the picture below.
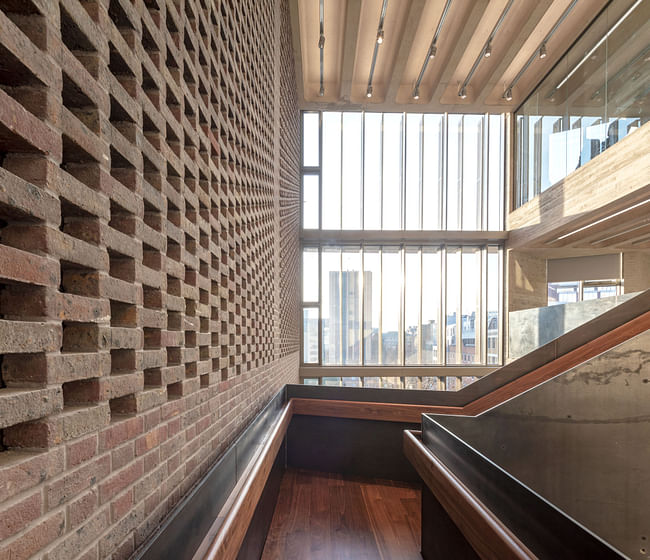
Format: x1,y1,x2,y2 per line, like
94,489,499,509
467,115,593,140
261,469,422,560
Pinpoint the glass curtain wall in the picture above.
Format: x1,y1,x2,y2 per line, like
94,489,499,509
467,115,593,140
301,110,505,375
301,245,502,367
302,112,504,231
515,0,650,207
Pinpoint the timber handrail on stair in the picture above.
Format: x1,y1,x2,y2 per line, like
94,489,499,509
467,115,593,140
404,430,533,560
291,308,650,421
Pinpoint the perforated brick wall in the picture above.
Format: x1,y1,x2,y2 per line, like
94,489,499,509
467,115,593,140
0,0,300,558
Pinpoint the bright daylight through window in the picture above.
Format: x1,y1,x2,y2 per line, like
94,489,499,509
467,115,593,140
300,112,506,388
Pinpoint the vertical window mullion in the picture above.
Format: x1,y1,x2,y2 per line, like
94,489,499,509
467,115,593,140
338,249,343,364
438,113,449,230
419,116,424,230
360,246,365,365
319,112,323,230
457,247,463,365
361,112,365,230
379,248,383,364
380,114,384,230
418,247,423,364
441,245,447,365
318,246,322,366
397,245,406,366
401,113,406,230
339,112,343,230
480,245,487,365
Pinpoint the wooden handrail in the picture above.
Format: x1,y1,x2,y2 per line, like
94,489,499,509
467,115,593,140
198,400,294,560
291,397,461,423
193,313,650,559
292,310,650,421
403,430,533,560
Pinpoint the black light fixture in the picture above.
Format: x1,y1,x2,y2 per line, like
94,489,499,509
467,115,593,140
366,0,388,101
484,40,492,58
411,0,453,104
319,0,325,97
459,0,514,102
503,0,578,102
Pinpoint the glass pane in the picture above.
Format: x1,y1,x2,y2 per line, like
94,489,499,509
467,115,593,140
381,249,401,364
322,112,342,229
461,247,481,364
380,377,403,389
487,115,503,231
302,174,319,229
342,377,362,387
548,281,580,305
303,308,319,363
404,249,420,364
382,114,403,230
583,283,618,301
462,115,482,230
447,115,461,229
405,377,420,390
446,247,460,364
422,114,443,230
606,1,650,131
302,248,319,302
302,112,319,167
405,114,422,229
321,248,341,364
364,113,382,229
486,246,501,365
363,249,380,364
302,378,319,385
342,113,363,229
422,248,441,364
341,249,362,365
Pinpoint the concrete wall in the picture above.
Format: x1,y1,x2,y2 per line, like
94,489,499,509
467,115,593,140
506,250,548,312
624,252,650,293
0,0,300,558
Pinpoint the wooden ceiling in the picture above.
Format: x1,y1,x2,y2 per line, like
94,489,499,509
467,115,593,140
289,0,617,112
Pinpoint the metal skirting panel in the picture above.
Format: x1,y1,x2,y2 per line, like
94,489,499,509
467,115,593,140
287,414,420,482
134,389,287,560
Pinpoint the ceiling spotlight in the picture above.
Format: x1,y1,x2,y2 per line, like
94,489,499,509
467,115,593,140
413,87,420,100
319,85,325,96
458,86,467,99
484,40,492,58
318,34,325,49
376,29,384,44
539,42,547,59
504,88,513,101
366,85,373,98
429,44,437,59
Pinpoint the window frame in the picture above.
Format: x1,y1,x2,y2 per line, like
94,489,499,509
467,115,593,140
299,110,507,380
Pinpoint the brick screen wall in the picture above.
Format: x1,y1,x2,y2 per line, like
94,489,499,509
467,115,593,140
0,0,300,558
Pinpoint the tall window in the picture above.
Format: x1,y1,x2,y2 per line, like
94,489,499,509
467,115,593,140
302,245,502,367
301,112,505,374
302,112,504,231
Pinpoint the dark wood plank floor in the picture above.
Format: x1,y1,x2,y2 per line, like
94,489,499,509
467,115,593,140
261,469,422,560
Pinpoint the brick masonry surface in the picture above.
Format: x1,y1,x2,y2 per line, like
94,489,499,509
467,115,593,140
0,0,300,558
